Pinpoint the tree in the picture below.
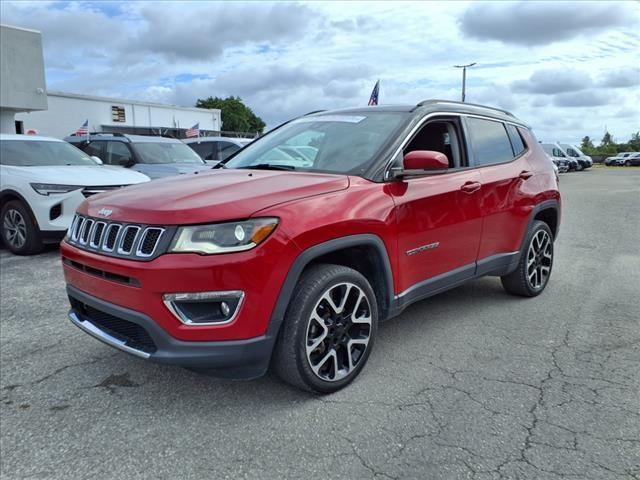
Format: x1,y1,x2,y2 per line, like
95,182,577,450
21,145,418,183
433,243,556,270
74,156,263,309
627,132,640,151
196,96,265,134
580,136,595,154
598,130,617,154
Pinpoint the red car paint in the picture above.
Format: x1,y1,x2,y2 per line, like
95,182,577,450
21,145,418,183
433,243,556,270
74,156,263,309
61,102,560,370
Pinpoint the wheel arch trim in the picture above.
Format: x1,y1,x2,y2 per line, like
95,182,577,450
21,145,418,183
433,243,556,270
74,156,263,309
266,234,395,338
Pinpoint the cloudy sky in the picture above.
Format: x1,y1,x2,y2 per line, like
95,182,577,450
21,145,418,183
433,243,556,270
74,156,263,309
2,0,639,143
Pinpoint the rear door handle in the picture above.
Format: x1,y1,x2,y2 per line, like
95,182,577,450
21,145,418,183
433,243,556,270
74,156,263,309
460,181,481,194
519,170,534,180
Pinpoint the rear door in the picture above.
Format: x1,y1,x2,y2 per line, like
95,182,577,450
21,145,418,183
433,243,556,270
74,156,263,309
465,117,534,267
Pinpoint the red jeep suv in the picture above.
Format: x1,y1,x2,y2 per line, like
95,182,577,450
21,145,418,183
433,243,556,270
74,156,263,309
61,100,560,393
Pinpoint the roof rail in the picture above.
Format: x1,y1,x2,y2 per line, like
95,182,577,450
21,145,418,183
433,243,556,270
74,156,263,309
70,132,129,138
415,99,515,117
303,110,326,116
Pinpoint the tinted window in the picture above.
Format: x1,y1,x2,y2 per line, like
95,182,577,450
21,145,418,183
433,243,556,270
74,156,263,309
105,141,133,166
466,118,514,166
188,141,216,160
0,140,97,166
219,142,241,161
506,124,526,156
83,141,105,158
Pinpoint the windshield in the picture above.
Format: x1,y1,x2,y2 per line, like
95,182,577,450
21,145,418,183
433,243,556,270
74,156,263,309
133,142,205,165
224,112,407,175
0,139,97,166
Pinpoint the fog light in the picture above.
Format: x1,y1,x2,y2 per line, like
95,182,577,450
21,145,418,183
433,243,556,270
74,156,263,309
163,291,244,325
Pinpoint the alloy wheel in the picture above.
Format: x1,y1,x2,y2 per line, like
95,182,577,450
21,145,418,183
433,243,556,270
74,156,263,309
526,230,552,290
305,282,372,382
3,209,27,249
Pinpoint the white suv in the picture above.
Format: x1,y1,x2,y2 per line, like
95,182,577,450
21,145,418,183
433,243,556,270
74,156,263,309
0,134,149,255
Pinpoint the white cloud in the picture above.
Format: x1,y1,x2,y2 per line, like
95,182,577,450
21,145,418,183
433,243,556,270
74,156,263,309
0,0,638,142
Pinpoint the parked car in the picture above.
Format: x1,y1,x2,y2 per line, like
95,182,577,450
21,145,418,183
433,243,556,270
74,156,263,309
184,137,253,165
65,133,211,179
61,100,560,393
605,152,637,166
560,144,592,169
622,152,640,166
0,134,149,255
540,143,570,172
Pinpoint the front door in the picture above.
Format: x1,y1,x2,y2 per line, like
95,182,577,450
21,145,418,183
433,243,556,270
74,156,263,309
389,118,483,300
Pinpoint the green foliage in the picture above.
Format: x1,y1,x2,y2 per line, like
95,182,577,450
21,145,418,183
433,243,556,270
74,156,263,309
196,96,266,134
580,136,595,153
579,131,639,156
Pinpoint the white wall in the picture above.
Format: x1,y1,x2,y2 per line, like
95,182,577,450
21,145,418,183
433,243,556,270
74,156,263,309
16,93,221,138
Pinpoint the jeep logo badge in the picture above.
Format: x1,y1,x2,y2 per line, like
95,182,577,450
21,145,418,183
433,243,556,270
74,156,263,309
97,208,113,218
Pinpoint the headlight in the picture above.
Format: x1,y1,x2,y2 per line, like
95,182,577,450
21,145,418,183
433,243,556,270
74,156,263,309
30,183,82,196
169,218,278,254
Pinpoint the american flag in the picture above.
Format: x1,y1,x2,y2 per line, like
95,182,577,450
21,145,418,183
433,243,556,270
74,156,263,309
75,119,89,136
368,80,380,106
185,122,200,138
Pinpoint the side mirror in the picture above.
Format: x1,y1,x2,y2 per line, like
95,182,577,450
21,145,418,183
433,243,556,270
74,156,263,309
91,156,103,165
391,150,449,178
119,159,135,168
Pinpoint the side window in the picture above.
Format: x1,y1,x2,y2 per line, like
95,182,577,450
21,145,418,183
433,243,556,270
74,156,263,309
83,141,105,159
404,119,464,168
466,117,514,166
552,148,566,158
188,142,215,160
566,148,578,157
105,141,133,166
506,124,526,156
219,142,241,161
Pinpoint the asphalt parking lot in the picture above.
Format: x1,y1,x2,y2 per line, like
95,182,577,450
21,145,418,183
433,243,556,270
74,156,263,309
1,168,639,480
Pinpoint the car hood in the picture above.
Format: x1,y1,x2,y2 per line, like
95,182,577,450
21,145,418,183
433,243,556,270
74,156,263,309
2,165,149,185
132,163,211,179
81,169,350,224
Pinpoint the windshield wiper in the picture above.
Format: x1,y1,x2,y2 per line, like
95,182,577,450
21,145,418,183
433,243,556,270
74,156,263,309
239,163,296,171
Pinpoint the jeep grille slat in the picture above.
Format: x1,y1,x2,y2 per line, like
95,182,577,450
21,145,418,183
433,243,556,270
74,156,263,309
66,214,168,261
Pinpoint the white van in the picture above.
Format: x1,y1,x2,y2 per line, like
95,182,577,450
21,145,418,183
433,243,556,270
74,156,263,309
560,144,592,170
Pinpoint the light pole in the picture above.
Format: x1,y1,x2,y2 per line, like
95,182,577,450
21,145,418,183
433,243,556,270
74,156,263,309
454,62,476,102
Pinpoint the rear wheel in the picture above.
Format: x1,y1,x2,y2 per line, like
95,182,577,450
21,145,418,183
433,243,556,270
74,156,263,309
501,220,553,297
273,264,378,393
625,161,631,167
1,200,43,255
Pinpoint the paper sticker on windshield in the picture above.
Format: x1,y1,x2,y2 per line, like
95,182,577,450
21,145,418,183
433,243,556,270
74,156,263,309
294,115,366,124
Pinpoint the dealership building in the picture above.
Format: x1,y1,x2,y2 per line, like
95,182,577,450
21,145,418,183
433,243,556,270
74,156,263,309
15,91,222,139
1,23,222,139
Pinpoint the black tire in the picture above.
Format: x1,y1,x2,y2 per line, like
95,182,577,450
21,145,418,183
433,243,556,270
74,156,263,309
273,264,378,393
625,161,631,167
0,200,43,255
576,162,584,171
501,220,553,297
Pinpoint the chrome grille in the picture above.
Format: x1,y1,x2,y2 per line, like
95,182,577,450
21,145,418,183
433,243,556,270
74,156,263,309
66,214,167,261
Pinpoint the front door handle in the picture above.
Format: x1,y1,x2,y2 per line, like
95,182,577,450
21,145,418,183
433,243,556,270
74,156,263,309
460,181,481,194
519,170,534,180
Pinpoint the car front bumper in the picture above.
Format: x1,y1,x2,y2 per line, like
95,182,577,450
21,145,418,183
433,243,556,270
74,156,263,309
67,285,275,378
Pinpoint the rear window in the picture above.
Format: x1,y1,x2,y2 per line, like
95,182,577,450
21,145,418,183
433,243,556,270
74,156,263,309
466,117,514,166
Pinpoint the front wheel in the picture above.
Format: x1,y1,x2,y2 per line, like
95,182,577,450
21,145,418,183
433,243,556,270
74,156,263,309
273,264,378,393
1,200,43,255
501,220,554,297
625,161,631,167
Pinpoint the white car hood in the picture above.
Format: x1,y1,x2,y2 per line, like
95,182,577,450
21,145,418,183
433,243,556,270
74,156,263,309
2,165,149,185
